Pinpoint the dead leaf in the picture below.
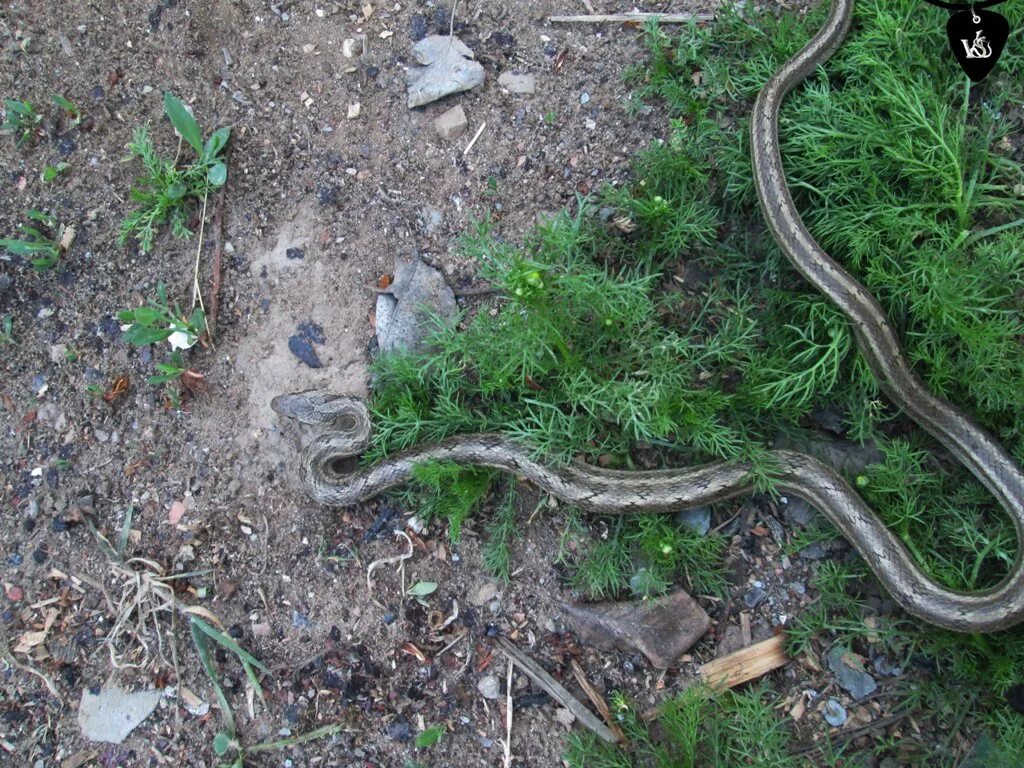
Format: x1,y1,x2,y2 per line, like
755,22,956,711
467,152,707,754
180,369,207,395
102,375,130,404
401,642,428,663
378,273,393,290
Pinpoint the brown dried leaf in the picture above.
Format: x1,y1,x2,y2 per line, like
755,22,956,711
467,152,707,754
102,375,130,404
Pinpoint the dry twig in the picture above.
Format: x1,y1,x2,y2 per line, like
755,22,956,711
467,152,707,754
495,637,619,744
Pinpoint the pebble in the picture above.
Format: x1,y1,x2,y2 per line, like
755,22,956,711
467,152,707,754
497,72,536,95
827,646,877,700
387,717,412,742
286,247,305,260
743,587,767,608
434,105,468,141
57,136,77,156
674,506,711,536
580,92,590,104
291,611,310,629
382,611,396,625
822,698,848,727
7,553,23,567
779,496,816,527
316,185,338,206
289,333,324,369
477,675,501,700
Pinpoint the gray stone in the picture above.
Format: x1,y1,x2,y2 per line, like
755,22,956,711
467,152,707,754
375,260,457,355
477,675,501,700
827,646,877,700
560,590,711,669
743,587,767,609
822,698,847,727
674,506,711,536
779,496,817,527
497,71,536,95
433,105,467,140
78,685,163,743
406,36,485,108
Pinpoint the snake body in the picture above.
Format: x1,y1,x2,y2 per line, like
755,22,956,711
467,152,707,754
273,0,1024,632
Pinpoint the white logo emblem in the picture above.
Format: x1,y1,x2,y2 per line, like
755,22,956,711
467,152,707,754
961,29,993,59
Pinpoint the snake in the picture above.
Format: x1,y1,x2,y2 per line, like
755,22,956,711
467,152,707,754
273,0,1024,633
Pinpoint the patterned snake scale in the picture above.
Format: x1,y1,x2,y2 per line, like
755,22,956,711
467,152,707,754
274,0,1024,632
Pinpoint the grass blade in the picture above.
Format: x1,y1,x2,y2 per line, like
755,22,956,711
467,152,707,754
190,618,236,735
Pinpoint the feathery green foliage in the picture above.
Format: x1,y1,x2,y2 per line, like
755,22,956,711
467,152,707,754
371,0,1024,759
119,92,230,253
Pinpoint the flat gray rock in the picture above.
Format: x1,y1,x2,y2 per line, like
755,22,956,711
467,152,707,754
560,590,710,669
78,685,163,743
406,35,485,107
827,646,877,700
375,260,456,355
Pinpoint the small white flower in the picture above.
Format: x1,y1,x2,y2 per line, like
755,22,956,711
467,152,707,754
167,329,196,351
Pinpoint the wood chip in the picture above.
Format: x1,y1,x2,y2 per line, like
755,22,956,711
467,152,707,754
698,634,788,689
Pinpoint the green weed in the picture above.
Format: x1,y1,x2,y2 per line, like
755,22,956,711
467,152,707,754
51,93,83,125
0,315,13,345
119,92,230,253
2,98,42,146
0,210,70,270
565,684,820,768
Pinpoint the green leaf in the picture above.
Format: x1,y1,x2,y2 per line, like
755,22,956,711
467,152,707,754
130,306,164,327
407,581,438,597
415,726,444,748
189,307,207,334
123,325,173,346
166,181,186,201
5,99,31,115
204,127,231,160
26,210,57,227
190,621,236,735
41,164,69,183
189,616,271,673
212,732,232,756
207,162,227,187
163,92,203,154
0,238,43,257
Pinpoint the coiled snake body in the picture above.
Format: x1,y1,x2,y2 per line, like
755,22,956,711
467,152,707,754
274,0,1024,632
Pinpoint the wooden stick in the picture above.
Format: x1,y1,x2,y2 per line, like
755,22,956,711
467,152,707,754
207,146,231,339
549,12,714,24
495,637,619,744
698,634,788,689
571,659,627,742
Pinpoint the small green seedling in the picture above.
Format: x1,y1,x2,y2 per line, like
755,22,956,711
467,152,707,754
119,92,230,252
51,93,83,125
415,725,445,749
2,99,42,146
41,162,70,184
118,283,206,351
0,316,13,345
407,581,438,607
0,210,71,270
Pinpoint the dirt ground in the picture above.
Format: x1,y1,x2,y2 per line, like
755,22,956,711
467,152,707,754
1,1,915,766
